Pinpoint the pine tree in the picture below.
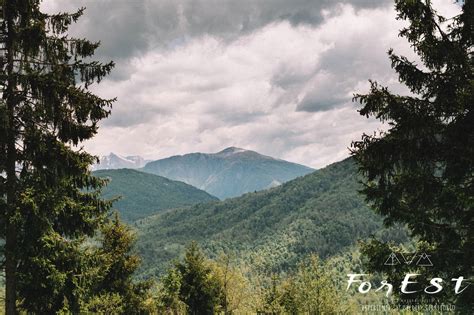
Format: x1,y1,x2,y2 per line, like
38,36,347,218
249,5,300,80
158,251,254,314
90,214,154,314
352,0,473,310
157,265,187,314
0,0,114,313
175,242,222,314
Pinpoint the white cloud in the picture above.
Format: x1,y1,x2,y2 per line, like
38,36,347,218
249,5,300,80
41,0,461,168
83,5,395,168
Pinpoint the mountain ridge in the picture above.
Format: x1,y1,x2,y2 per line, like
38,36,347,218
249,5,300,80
134,157,407,278
141,147,314,199
92,153,149,170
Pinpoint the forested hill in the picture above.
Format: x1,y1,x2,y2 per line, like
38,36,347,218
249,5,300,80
141,147,314,199
93,169,219,222
135,157,406,278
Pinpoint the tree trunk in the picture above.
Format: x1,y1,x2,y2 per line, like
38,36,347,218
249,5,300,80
4,0,17,313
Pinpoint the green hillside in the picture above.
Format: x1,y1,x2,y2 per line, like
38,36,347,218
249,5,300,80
93,169,219,222
134,158,407,278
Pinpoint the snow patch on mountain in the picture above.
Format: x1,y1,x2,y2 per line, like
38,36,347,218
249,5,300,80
92,153,149,170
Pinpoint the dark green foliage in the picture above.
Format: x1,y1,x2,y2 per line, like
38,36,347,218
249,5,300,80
352,0,473,311
93,169,218,222
168,242,223,314
136,158,407,278
17,233,99,313
359,239,450,308
81,293,125,314
0,0,115,313
86,214,154,314
157,266,186,313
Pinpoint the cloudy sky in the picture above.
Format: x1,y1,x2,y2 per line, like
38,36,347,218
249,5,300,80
43,0,460,168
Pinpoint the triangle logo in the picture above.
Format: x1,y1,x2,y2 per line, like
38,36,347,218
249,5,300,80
416,253,433,267
384,252,401,266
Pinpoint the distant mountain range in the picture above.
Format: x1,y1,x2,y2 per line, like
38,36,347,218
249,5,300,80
134,158,407,278
93,169,218,222
92,153,149,170
142,147,314,199
91,148,315,222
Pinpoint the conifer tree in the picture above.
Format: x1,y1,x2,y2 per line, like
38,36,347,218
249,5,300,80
175,242,222,314
157,266,187,314
0,0,114,313
352,0,473,310
158,250,254,314
90,214,154,314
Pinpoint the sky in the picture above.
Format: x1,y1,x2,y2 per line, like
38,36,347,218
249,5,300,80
42,0,461,168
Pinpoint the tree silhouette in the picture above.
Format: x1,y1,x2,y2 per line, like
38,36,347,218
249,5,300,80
175,242,222,314
0,1,114,313
352,0,473,310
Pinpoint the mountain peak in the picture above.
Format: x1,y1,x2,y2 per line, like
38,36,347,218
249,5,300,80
92,152,149,170
143,147,314,199
216,147,247,155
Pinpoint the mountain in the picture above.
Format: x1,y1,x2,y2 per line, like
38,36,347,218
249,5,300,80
141,147,314,199
134,158,407,278
93,169,218,222
92,153,149,170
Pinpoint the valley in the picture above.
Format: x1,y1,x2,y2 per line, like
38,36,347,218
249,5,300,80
92,149,406,283
132,157,407,278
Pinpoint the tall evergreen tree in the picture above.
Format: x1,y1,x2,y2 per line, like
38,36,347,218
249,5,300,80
175,242,222,314
352,0,473,310
89,214,154,314
157,265,187,314
0,0,114,313
158,250,254,314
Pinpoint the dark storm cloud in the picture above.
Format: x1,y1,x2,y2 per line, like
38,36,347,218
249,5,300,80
43,0,393,82
298,93,346,112
52,0,392,60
